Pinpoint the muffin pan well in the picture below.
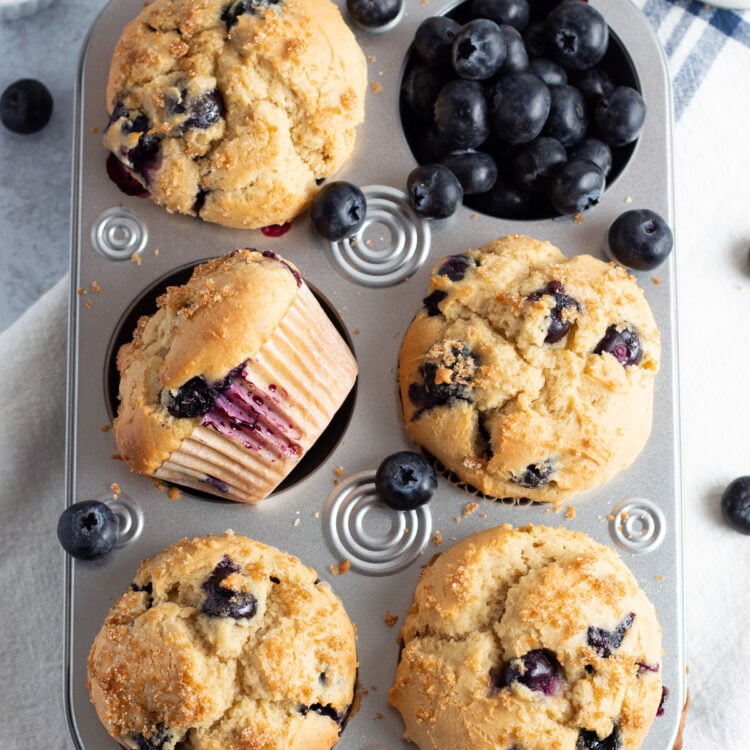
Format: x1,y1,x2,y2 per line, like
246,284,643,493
65,1,683,748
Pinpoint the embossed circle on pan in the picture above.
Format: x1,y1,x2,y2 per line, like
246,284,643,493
93,491,144,548
323,470,432,575
326,185,431,287
91,207,148,260
609,498,666,553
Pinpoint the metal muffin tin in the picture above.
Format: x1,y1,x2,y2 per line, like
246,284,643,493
64,0,683,747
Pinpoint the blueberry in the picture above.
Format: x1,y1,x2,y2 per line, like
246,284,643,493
489,72,551,145
547,158,605,215
436,253,471,281
167,375,218,418
491,649,563,695
529,57,567,87
434,79,490,149
202,555,258,619
441,150,498,194
132,725,171,750
527,280,580,343
468,0,530,31
522,21,549,58
607,208,673,270
594,86,646,147
222,0,281,29
510,459,555,487
423,289,448,317
593,326,642,367
542,83,588,147
570,66,615,101
410,126,453,164
106,153,149,197
299,702,348,727
466,171,540,219
310,181,367,241
408,341,479,412
568,137,612,177
498,25,529,73
452,19,507,81
545,1,609,71
720,476,750,534
375,451,438,510
414,16,461,69
346,0,403,30
512,136,567,191
183,88,225,130
57,500,119,561
407,163,463,219
576,727,622,750
402,65,454,121
587,613,635,657
1,79,53,134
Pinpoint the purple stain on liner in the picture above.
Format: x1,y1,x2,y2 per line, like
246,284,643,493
262,249,302,286
203,475,229,494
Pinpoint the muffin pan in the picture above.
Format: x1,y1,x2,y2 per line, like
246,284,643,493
64,0,683,748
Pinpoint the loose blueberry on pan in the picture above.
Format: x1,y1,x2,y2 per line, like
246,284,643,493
310,181,367,241
407,163,464,219
608,209,674,271
0,79,53,134
347,0,403,30
57,500,119,561
201,555,258,619
375,451,438,510
721,476,750,534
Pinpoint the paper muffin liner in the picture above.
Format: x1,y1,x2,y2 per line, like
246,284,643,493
155,283,357,503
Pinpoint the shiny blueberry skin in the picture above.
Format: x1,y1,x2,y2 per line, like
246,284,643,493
414,16,461,69
499,24,530,73
466,171,539,219
512,136,567,191
491,649,563,695
441,150,498,194
375,451,438,510
347,0,403,29
452,19,507,80
1,79,53,134
468,0,530,31
594,86,646,146
489,72,551,145
594,326,642,366
311,181,367,241
607,209,673,271
168,375,218,418
57,500,119,561
402,65,453,121
543,83,588,148
721,476,750,534
434,79,490,149
407,163,464,219
529,57,568,86
547,158,605,215
570,66,615,101
569,136,612,177
183,89,225,130
544,1,609,71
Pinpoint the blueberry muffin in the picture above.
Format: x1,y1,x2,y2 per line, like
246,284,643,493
389,524,663,750
113,249,357,503
398,234,660,505
88,531,358,750
104,0,367,229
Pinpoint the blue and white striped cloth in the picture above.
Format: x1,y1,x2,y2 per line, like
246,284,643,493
635,0,750,119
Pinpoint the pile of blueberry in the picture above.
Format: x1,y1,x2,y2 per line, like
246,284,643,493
401,0,645,220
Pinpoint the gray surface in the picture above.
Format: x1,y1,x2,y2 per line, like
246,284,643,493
65,1,683,749
0,0,108,332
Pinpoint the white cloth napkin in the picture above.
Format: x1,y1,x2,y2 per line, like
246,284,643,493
2,2,750,749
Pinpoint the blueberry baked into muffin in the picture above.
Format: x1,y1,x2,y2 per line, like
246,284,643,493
88,531,358,749
398,234,660,505
104,0,367,229
389,524,664,750
113,249,357,503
